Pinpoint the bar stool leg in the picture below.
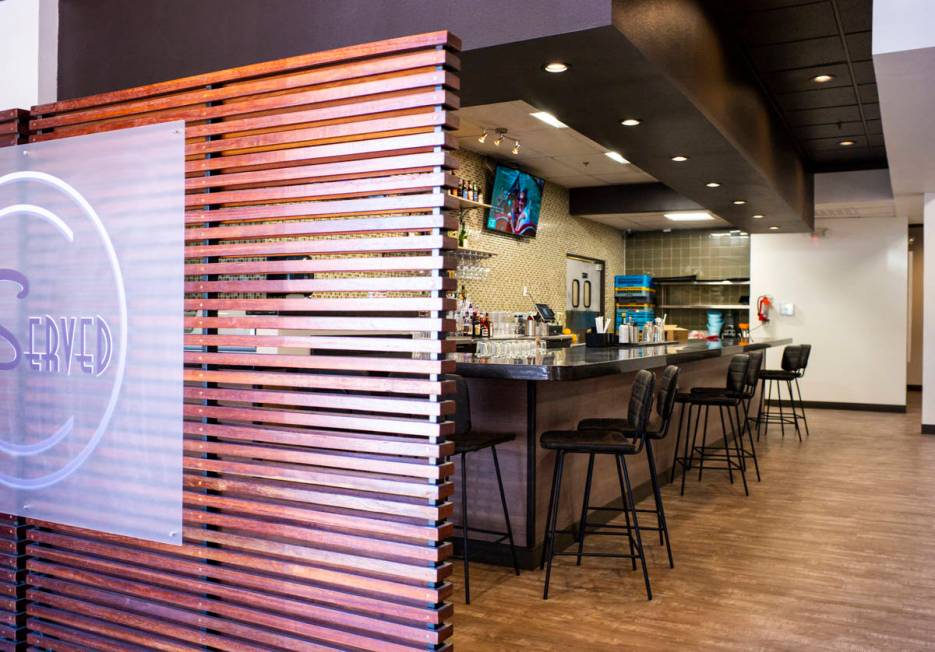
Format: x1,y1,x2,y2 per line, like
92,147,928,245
763,379,773,438
718,406,735,485
795,377,811,437
697,406,710,482
576,454,595,566
669,401,689,484
732,421,749,496
737,401,761,481
755,378,766,440
615,453,637,570
776,379,787,439
786,380,803,441
543,451,566,600
618,454,652,601
460,452,471,604
540,452,561,571
491,446,520,577
646,442,674,568
727,404,746,473
681,402,701,496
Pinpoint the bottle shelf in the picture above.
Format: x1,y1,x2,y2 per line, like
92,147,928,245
452,196,491,210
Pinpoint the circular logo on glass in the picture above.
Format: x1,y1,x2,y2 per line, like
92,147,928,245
0,171,127,490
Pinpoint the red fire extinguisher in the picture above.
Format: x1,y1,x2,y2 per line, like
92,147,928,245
756,295,773,323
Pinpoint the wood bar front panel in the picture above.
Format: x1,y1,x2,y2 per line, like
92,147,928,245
1,29,461,651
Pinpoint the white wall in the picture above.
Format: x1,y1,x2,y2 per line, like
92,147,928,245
874,0,935,56
750,217,908,407
0,0,57,109
924,196,935,425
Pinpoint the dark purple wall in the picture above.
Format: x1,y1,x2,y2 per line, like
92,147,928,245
57,0,611,99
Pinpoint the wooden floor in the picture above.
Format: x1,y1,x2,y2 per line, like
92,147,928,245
450,393,935,650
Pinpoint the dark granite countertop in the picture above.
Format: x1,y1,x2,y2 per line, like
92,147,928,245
452,338,792,381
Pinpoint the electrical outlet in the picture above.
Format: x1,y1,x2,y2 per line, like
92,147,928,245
523,286,529,296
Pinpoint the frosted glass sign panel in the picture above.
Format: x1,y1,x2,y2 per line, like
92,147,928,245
0,122,184,544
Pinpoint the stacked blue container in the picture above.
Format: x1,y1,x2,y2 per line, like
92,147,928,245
614,274,655,327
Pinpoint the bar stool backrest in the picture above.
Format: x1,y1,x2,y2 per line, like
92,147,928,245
780,345,803,372
444,374,471,437
798,344,812,375
745,350,764,391
726,354,751,395
655,365,680,436
628,369,657,438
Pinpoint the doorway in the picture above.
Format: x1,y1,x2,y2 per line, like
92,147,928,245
565,255,605,338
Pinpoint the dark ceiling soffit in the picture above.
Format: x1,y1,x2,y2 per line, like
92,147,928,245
569,183,702,216
462,24,813,232
611,0,813,229
56,0,612,99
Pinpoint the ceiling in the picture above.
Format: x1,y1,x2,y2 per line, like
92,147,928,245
715,0,885,172
454,100,656,188
456,101,734,231
462,22,813,233
576,210,732,231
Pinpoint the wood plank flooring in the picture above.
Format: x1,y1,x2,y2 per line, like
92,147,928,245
450,393,935,650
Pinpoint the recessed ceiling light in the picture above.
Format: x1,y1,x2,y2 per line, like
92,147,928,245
605,151,630,164
671,155,689,162
839,139,856,146
620,118,642,127
769,225,780,230
733,200,747,205
664,211,715,222
752,214,764,219
530,111,568,128
706,182,721,188
544,62,568,73
812,73,835,83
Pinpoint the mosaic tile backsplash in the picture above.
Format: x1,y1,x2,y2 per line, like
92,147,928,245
454,150,627,322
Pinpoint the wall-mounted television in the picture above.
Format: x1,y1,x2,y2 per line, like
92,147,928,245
484,164,545,237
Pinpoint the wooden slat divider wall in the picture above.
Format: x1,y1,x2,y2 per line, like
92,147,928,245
0,29,461,651
0,108,30,652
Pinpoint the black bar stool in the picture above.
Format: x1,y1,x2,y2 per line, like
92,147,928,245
447,374,519,604
539,369,656,601
577,365,680,569
692,350,763,482
675,354,752,496
756,345,810,441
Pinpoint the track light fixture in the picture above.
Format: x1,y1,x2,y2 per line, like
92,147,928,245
478,130,488,144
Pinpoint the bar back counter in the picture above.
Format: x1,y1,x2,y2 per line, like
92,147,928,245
452,338,791,567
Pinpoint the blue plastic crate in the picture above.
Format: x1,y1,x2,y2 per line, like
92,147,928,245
616,307,655,326
614,274,653,288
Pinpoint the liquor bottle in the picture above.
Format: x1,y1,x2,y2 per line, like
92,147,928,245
472,311,481,337
481,313,490,338
472,182,478,202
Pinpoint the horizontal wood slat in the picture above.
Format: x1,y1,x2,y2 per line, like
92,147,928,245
7,28,459,651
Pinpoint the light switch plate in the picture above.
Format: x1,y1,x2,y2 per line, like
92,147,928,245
780,302,795,316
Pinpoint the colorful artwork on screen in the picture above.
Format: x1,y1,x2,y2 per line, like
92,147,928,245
485,166,545,237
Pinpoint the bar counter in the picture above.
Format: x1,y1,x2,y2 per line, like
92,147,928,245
450,337,792,567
